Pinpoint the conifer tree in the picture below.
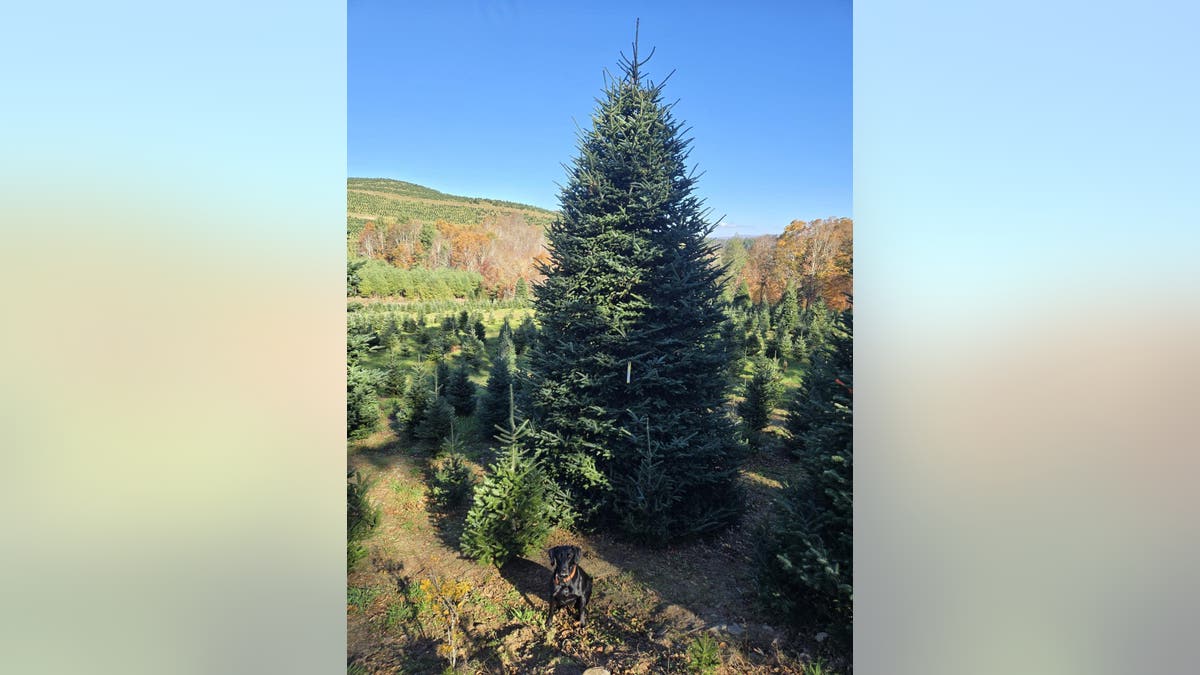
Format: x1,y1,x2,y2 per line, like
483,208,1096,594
530,31,741,538
764,310,852,647
445,361,477,416
512,316,538,356
414,395,454,443
461,387,560,566
459,332,487,372
514,277,530,303
733,280,753,311
777,285,800,338
478,331,517,438
738,355,784,437
403,366,435,435
496,317,514,352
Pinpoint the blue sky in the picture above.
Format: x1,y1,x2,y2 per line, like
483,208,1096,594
348,0,851,236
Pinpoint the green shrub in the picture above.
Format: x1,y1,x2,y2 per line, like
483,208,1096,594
347,586,381,612
385,600,418,628
686,634,721,674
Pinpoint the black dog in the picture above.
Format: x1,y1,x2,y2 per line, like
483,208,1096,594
547,545,592,628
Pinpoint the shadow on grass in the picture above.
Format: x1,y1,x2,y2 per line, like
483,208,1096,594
428,503,468,552
497,556,550,612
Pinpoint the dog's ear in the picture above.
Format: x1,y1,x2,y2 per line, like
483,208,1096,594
570,545,582,560
548,546,559,563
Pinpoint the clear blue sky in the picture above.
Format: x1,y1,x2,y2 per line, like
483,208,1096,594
348,1,850,236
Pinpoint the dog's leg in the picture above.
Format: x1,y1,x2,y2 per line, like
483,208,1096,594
546,596,558,630
575,597,587,627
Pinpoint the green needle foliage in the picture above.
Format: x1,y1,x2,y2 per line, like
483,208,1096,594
478,331,517,439
530,36,741,539
760,310,853,649
461,395,559,567
445,362,477,416
347,470,379,569
738,356,784,437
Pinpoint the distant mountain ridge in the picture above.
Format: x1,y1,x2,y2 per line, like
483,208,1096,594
348,177,555,217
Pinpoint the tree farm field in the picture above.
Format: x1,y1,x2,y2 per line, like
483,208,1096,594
347,20,852,675
347,299,833,674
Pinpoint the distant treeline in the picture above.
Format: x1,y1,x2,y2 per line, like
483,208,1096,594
717,217,853,309
350,259,484,300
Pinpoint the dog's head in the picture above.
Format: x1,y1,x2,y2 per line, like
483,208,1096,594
548,545,582,584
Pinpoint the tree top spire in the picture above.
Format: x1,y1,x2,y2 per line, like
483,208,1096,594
620,18,655,85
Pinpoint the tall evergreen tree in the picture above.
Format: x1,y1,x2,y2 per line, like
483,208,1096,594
530,35,740,539
478,331,517,438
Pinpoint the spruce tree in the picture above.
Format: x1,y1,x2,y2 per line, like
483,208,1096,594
738,355,784,437
530,34,740,538
514,277,530,303
733,280,753,311
496,317,514,352
478,331,517,438
414,394,454,443
461,388,560,566
512,315,538,356
764,310,852,647
445,361,477,416
777,285,800,338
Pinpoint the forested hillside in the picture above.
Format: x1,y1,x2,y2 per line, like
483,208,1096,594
347,178,553,300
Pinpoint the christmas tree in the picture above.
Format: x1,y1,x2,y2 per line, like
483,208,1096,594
530,28,740,538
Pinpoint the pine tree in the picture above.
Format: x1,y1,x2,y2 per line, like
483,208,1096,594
445,361,477,416
478,331,517,438
738,355,784,436
745,330,765,357
496,317,514,352
802,299,833,363
777,285,800,337
512,315,537,356
459,331,487,372
514,277,530,303
530,33,740,538
347,332,382,439
733,280,753,311
414,395,454,443
461,390,559,566
347,364,381,440
403,366,435,435
763,310,852,647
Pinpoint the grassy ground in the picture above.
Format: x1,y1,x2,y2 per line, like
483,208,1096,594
347,314,840,674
